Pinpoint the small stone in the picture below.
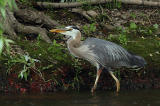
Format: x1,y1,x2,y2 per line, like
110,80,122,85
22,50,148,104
103,24,115,31
121,15,127,20
116,12,121,16
155,51,160,54
141,36,145,39
149,53,153,57
86,10,98,18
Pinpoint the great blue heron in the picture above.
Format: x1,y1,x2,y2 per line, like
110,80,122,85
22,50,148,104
50,26,146,93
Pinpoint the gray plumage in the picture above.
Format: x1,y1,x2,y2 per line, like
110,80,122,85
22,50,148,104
50,26,147,93
80,37,146,69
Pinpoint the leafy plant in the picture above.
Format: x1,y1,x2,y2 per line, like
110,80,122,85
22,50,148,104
7,54,40,81
82,23,96,36
129,22,137,30
0,0,17,55
81,0,94,10
136,24,159,36
48,40,69,62
130,13,136,19
153,24,159,30
0,30,14,55
105,0,121,9
71,69,82,91
0,0,17,19
97,12,112,22
70,59,84,91
118,34,127,45
155,40,160,48
109,26,128,45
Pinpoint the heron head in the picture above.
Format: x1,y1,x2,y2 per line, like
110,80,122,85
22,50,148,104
50,26,80,40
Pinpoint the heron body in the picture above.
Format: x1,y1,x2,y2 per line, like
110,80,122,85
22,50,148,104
50,26,146,93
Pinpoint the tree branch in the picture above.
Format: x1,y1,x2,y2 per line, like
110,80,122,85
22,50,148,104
36,0,160,8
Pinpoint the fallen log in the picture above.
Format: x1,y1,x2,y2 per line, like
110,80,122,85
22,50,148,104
36,0,160,8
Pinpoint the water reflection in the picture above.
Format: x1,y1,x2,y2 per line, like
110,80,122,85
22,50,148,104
0,89,160,106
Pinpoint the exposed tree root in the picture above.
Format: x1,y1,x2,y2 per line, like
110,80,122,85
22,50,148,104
71,8,98,21
15,24,52,43
14,9,60,29
2,7,60,43
36,0,160,9
71,8,115,32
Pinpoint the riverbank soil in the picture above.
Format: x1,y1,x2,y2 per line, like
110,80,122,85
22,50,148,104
0,1,160,93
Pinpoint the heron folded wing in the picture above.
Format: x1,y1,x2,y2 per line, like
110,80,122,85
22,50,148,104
82,38,132,67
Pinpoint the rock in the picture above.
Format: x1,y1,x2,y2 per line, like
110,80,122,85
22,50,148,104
72,8,98,21
72,8,91,20
116,12,121,16
121,15,127,20
103,24,115,31
86,10,98,18
114,22,121,27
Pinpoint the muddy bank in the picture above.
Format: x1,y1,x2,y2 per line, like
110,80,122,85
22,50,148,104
0,67,160,93
0,3,160,93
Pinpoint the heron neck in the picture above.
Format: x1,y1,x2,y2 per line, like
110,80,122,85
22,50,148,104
67,33,82,57
67,33,81,48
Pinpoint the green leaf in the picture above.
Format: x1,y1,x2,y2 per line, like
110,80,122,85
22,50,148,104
10,0,18,10
24,55,30,62
130,22,137,29
7,0,13,9
0,29,3,35
23,72,28,81
0,8,6,18
5,39,14,53
153,24,159,29
149,29,152,34
130,13,136,19
117,2,121,8
0,37,4,54
19,65,28,80
19,71,24,79
0,23,3,30
18,73,22,79
0,0,7,7
5,39,14,44
53,39,56,45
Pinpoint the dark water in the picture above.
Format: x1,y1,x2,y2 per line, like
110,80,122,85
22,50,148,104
0,89,160,106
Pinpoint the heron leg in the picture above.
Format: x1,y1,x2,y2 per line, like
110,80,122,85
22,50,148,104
91,69,102,93
108,71,120,92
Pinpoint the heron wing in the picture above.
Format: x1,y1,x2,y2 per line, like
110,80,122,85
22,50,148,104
82,38,132,67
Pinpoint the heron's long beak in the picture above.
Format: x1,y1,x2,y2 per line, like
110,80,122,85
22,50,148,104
49,29,67,33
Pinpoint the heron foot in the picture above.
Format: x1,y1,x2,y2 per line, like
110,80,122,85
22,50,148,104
91,87,96,95
91,87,95,93
91,69,102,93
